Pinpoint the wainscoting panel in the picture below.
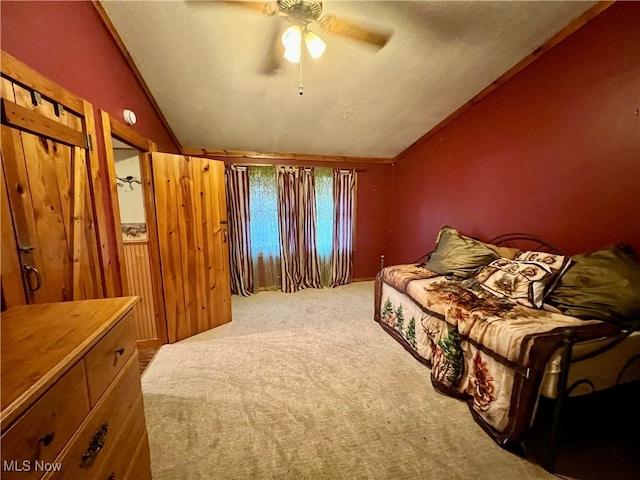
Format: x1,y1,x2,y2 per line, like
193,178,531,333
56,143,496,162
123,241,157,341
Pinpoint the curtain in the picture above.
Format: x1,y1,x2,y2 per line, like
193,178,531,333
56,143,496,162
248,166,281,290
331,169,356,287
277,166,322,292
225,165,253,296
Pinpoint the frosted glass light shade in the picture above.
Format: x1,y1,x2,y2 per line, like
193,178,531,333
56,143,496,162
304,31,326,59
281,25,326,63
283,47,301,63
281,25,302,50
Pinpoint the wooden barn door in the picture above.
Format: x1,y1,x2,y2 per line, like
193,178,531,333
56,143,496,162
1,79,103,305
151,153,231,342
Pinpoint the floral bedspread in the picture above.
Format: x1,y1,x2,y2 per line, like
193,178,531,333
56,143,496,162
374,264,619,444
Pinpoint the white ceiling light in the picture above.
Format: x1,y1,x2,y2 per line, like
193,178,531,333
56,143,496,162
304,31,326,59
282,25,301,49
283,45,301,63
281,25,326,64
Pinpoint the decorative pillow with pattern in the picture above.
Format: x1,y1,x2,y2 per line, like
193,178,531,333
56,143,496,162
515,251,571,294
475,258,555,308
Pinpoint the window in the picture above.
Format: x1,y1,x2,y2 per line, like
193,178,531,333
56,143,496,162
248,166,280,260
314,167,334,257
247,165,335,289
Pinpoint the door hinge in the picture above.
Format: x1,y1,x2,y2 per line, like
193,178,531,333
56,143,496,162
85,134,93,151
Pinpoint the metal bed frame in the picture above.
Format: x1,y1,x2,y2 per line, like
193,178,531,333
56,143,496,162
488,233,640,471
402,232,639,470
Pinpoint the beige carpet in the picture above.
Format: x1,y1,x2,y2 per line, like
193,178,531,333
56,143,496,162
141,281,556,480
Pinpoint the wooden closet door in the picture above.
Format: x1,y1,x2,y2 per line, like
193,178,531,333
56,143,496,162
151,153,231,342
0,83,102,305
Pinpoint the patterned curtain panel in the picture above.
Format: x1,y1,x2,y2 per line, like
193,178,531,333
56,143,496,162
277,166,322,292
299,168,323,289
248,166,281,290
225,165,254,296
331,169,356,287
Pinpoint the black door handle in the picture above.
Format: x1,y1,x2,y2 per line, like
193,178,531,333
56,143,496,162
24,264,42,295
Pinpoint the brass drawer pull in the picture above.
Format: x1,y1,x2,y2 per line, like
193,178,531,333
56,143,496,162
81,423,108,465
115,347,125,356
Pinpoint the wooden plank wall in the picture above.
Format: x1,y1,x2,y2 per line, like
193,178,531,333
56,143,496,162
123,241,157,341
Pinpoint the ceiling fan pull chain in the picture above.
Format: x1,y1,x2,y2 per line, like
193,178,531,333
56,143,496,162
298,50,304,96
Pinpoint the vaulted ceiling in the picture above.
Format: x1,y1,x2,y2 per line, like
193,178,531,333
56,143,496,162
100,1,597,159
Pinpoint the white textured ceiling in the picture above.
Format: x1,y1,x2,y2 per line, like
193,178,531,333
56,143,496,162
101,0,595,159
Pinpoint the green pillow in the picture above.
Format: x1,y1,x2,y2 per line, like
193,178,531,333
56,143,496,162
547,244,640,327
424,226,499,278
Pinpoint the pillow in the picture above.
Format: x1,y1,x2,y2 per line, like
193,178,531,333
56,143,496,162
475,258,555,308
515,251,570,274
485,244,521,260
515,250,571,293
424,226,499,278
547,244,640,326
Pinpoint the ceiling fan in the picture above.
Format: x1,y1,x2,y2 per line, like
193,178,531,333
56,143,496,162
223,1,392,75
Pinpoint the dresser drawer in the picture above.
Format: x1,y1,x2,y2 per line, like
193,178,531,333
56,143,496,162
94,397,147,480
0,361,89,480
45,354,141,480
84,315,137,406
124,433,152,480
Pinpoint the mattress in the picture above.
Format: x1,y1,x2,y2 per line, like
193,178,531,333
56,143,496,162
540,331,640,398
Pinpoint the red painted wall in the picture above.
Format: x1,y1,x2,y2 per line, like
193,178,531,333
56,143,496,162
389,2,640,265
0,0,179,153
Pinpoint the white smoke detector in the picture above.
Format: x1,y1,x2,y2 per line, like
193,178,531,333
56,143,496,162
123,109,137,126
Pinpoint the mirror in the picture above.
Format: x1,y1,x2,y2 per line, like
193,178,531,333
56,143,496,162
112,138,147,241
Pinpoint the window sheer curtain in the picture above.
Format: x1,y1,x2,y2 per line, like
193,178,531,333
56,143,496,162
314,168,334,286
248,166,281,291
277,166,322,292
331,169,356,287
224,165,253,296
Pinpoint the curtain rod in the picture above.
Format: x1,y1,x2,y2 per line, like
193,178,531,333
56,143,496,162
230,163,366,172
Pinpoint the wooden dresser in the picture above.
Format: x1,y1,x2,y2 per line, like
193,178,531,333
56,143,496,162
1,297,152,479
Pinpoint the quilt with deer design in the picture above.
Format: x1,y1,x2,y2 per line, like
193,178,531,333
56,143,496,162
374,264,619,444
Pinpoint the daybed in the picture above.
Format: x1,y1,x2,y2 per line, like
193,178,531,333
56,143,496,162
374,226,640,470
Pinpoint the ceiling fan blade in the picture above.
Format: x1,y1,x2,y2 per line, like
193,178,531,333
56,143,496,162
259,17,284,75
318,14,392,49
219,1,278,16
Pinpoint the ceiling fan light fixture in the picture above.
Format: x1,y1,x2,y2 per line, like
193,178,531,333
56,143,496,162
281,25,302,50
281,25,325,63
283,46,301,64
304,31,326,59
